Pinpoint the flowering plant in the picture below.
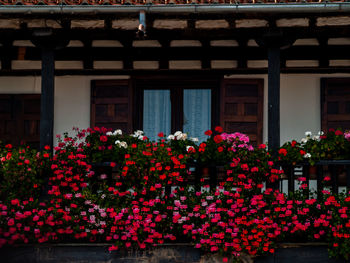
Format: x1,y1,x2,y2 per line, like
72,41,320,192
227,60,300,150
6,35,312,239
195,127,254,166
278,140,306,166
0,143,50,202
278,130,350,166
302,129,350,165
0,127,350,262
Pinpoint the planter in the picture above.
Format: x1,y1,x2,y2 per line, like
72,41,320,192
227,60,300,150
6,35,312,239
0,243,347,263
256,243,345,263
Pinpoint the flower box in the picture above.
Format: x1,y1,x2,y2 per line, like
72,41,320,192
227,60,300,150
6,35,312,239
0,243,346,263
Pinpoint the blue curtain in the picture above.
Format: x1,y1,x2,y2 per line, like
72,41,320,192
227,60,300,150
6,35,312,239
183,89,211,142
143,90,171,141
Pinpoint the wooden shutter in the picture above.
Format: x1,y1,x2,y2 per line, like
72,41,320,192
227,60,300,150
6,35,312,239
220,79,263,145
91,80,133,134
0,94,40,149
321,78,350,132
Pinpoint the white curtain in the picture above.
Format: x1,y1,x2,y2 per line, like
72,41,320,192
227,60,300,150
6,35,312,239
143,90,171,141
183,89,211,142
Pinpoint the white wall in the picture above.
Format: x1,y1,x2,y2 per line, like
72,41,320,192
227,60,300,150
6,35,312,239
0,75,128,145
225,73,350,144
0,73,350,145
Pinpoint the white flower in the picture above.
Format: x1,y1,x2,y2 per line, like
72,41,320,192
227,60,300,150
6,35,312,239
106,131,113,136
113,129,122,136
167,135,175,140
135,130,143,136
301,138,308,144
174,131,182,137
120,141,128,148
176,133,188,141
312,135,320,141
190,137,199,143
132,130,144,137
304,153,311,158
305,131,312,137
318,131,324,136
115,140,127,148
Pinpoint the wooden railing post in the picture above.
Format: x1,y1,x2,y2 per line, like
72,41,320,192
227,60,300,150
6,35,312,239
302,164,310,199
316,164,323,200
194,164,201,192
286,165,295,196
329,165,338,194
346,165,350,193
209,166,217,191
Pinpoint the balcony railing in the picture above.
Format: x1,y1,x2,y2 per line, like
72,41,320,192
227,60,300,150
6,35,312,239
91,160,350,199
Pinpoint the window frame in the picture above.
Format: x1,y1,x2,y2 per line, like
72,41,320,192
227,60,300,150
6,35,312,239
0,94,41,149
132,75,221,134
321,78,350,132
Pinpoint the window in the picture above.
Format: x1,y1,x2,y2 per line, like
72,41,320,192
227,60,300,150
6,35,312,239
0,94,40,149
141,88,212,141
143,89,172,140
321,78,350,132
91,77,263,144
133,76,220,141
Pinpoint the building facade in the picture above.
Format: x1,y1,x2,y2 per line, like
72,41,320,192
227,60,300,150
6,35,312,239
0,1,350,150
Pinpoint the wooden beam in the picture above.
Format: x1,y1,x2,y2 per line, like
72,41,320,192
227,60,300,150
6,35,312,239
31,29,69,151
318,37,329,68
268,46,281,153
158,39,170,70
237,39,248,69
200,40,211,69
40,47,55,151
82,39,93,70
120,39,133,70
0,40,13,70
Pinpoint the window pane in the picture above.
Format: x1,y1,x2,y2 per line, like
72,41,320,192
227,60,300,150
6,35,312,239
143,90,171,141
183,89,211,142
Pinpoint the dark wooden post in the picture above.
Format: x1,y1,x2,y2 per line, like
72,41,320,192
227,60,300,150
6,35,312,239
346,165,350,192
329,165,338,194
268,46,280,153
31,29,69,152
316,165,323,200
40,48,55,151
256,31,294,153
256,31,294,190
302,164,310,198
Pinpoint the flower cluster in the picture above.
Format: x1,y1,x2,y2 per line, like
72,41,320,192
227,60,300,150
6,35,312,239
0,127,350,261
278,129,350,165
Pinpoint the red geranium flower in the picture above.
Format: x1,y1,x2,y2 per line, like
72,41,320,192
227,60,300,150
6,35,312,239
214,135,223,144
100,135,108,142
335,130,343,136
214,126,223,133
204,130,212,136
278,148,287,156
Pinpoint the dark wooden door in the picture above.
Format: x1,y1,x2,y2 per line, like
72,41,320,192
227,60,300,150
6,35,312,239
0,94,40,148
220,79,264,145
91,80,133,134
321,78,350,132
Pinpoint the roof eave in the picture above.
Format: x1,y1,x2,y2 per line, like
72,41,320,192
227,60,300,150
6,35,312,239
0,3,349,15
